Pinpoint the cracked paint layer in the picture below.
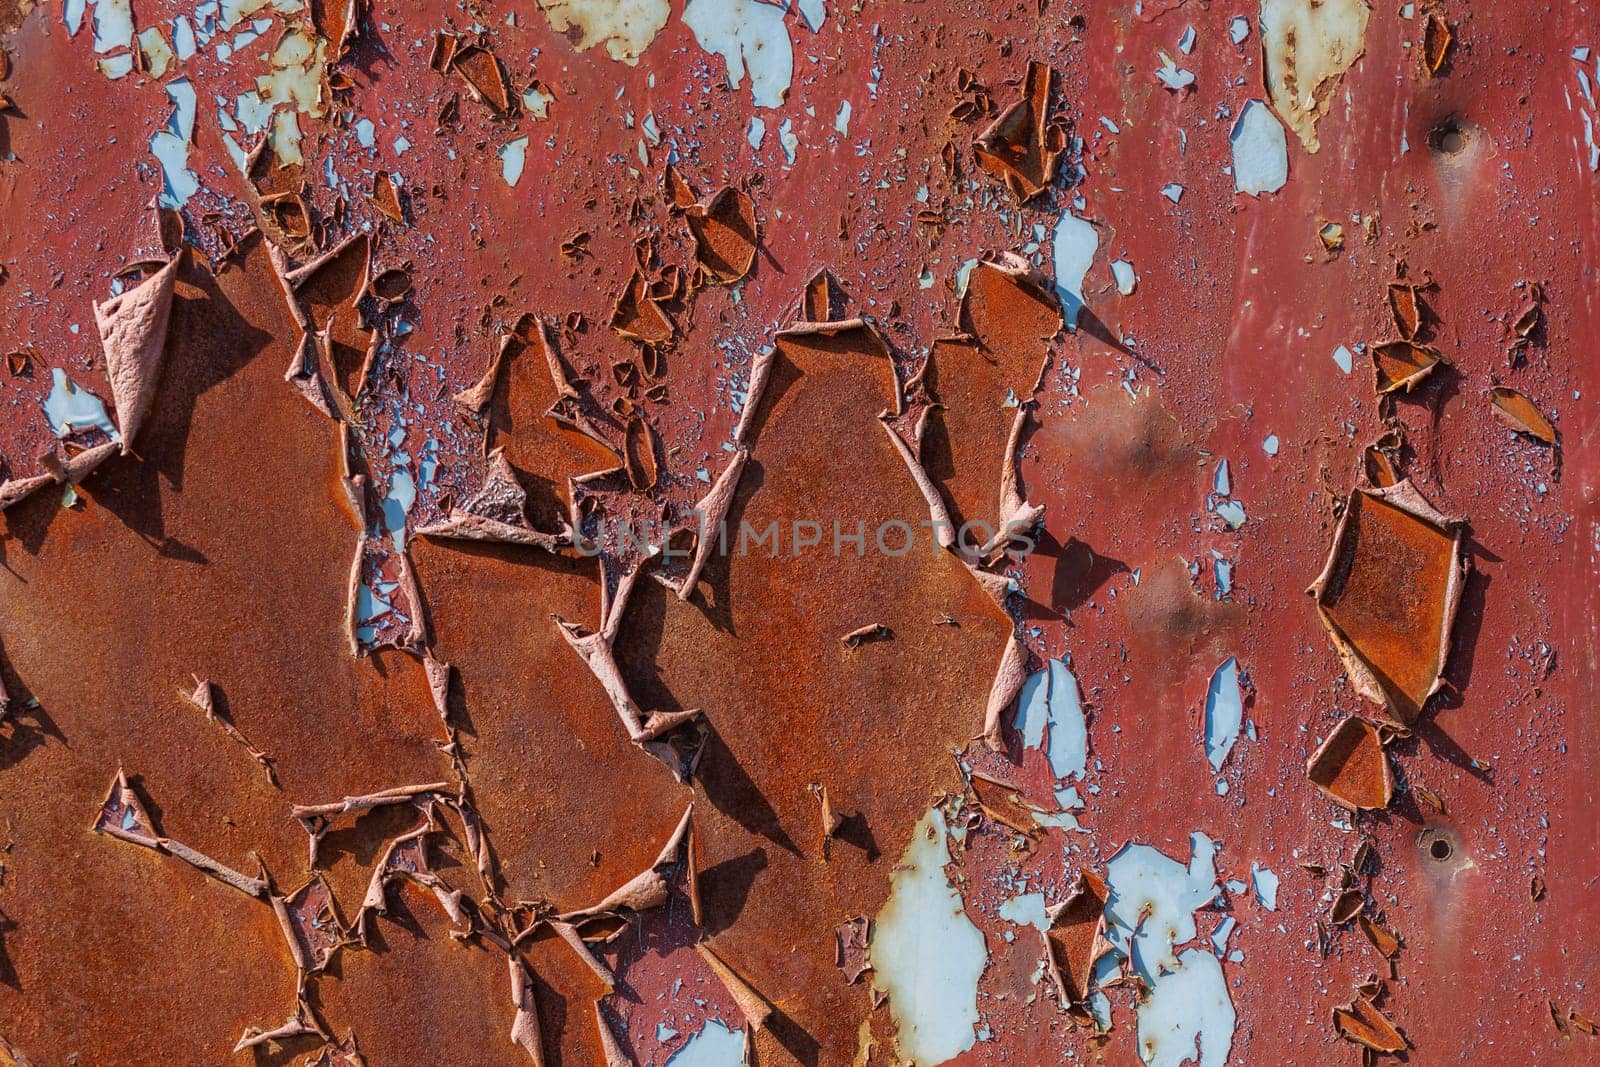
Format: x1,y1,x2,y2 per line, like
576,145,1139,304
0,0,1596,1063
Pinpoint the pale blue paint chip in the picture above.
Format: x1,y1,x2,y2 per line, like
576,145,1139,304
1015,658,1088,780
1052,211,1098,331
44,368,121,441
664,1019,745,1067
1230,100,1288,195
1251,864,1279,911
1203,658,1243,772
998,892,1050,932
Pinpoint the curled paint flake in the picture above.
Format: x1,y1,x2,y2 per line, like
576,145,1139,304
233,994,329,1053
1308,481,1466,723
974,60,1064,202
269,873,349,973
696,941,773,1031
1332,993,1406,1053
1306,716,1394,810
554,567,706,778
1487,387,1557,444
1042,869,1112,1009
181,675,278,786
92,770,269,897
93,254,181,453
685,186,759,286
507,957,546,1063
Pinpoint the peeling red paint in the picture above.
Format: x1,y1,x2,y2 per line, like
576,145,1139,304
1,0,1598,1064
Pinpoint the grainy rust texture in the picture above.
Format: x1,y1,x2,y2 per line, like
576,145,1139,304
1,1,1597,1064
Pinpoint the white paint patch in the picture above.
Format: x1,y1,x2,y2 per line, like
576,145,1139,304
151,79,201,209
499,136,530,187
272,111,305,167
1051,211,1098,331
44,368,121,441
1230,100,1288,195
1210,915,1236,954
1333,344,1353,373
220,0,272,31
797,0,826,32
1260,0,1370,152
746,115,766,149
683,0,795,109
236,91,274,135
137,26,176,78
255,27,327,166
1262,434,1279,455
1111,259,1137,295
1203,658,1243,772
871,807,986,1065
537,0,671,64
1135,948,1236,1067
173,16,197,59
97,51,134,79
664,1018,746,1066
1155,50,1196,91
1015,658,1088,780
835,100,852,136
383,468,416,549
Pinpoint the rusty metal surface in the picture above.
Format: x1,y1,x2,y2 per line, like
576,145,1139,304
1,0,1597,1064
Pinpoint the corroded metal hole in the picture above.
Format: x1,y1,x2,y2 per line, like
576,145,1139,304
1428,837,1453,862
1429,116,1469,156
